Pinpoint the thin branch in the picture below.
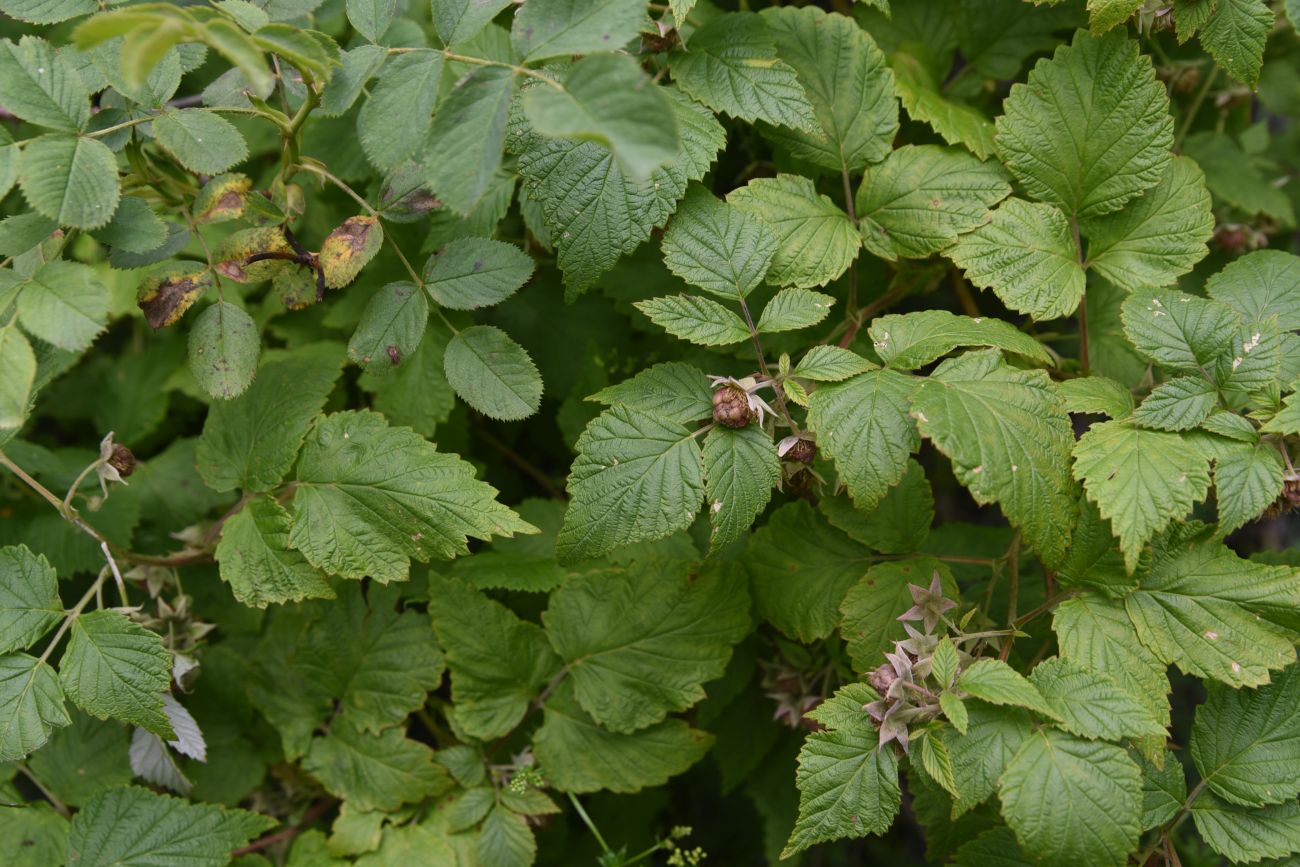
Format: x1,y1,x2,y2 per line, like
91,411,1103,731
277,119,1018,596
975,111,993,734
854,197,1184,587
738,295,799,431
230,800,335,858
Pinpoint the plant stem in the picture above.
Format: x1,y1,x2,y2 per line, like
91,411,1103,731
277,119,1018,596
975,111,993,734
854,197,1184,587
567,792,613,854
841,167,858,316
1071,216,1090,375
16,764,69,816
738,295,799,431
999,532,1021,660
230,799,335,858
1175,66,1217,151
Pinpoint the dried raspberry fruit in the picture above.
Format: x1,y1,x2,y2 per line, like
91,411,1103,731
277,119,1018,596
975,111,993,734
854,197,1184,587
778,435,816,464
107,444,136,478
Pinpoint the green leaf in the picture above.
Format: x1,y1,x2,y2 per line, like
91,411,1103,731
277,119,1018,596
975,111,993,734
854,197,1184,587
960,0,1084,78
532,680,712,793
478,805,535,867
1207,251,1300,329
807,368,918,511
346,0,394,42
188,301,259,400
756,288,835,333
792,346,874,382
544,559,749,732
1134,375,1219,431
510,0,645,62
556,406,705,562
1190,663,1300,807
953,827,1033,867
995,30,1173,218
1200,0,1273,87
18,134,119,230
998,730,1141,867
197,342,345,493
727,174,860,290
1263,393,1300,436
427,574,560,740
348,282,429,372
1139,751,1186,830
668,12,817,132
424,67,516,215
588,362,712,425
634,294,751,346
432,0,513,43
290,411,534,582
1126,524,1300,686
151,109,248,175
943,702,1032,813
956,659,1059,719
1073,419,1212,571
0,653,69,761
759,5,899,173
1215,440,1284,535
1182,131,1295,224
1059,375,1136,418
0,325,35,431
912,350,1077,564
443,325,542,421
91,197,167,254
1027,656,1166,740
702,424,779,551
320,44,386,116
746,502,872,642
0,545,61,654
304,722,450,811
1121,287,1239,373
15,260,107,352
840,559,957,671
931,637,959,689
0,0,94,25
59,610,172,738
0,37,89,131
890,51,997,160
1081,156,1214,292
856,144,1010,261
423,237,534,311
782,729,900,857
1087,0,1144,31
216,496,334,608
359,49,442,170
868,309,1054,370
661,185,777,300
805,683,878,732
820,459,933,554
1193,793,1300,864
67,786,274,867
948,198,1085,321
525,54,679,182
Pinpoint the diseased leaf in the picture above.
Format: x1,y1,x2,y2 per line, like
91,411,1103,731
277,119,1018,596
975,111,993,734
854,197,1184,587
188,302,259,400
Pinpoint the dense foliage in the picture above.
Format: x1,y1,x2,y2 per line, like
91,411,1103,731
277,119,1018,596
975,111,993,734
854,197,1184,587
1,0,1300,864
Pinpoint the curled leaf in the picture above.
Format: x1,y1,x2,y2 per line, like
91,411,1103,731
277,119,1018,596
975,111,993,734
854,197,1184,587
136,263,213,329
319,215,383,289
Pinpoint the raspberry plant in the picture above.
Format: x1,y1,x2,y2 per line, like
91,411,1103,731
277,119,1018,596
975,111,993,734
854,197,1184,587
0,0,1299,864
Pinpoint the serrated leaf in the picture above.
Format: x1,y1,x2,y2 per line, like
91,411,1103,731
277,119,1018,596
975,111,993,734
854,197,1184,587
669,12,817,133
1059,375,1135,418
1073,419,1212,572
346,0,394,42
0,545,62,654
756,288,835,333
805,683,878,731
820,458,933,555
424,68,514,215
912,350,1076,564
782,729,900,857
290,414,531,583
792,346,874,382
544,559,749,732
359,49,442,170
943,701,1032,813
432,0,513,42
960,0,1084,78
348,281,428,372
423,237,534,311
1126,524,1300,686
956,658,1059,719
941,694,969,737
15,260,107,352
890,51,997,159
918,731,959,798
197,342,345,492
1087,0,1144,31
1134,375,1218,431
443,325,542,421
91,196,167,254
151,109,248,175
1027,656,1166,740
1190,663,1300,807
995,30,1172,218
998,730,1141,867
532,679,712,793
556,406,704,562
1206,250,1300,330
478,805,535,867
320,44,385,117
703,424,779,551
1200,0,1272,87
1215,440,1283,535
525,54,679,182
0,37,89,131
1182,131,1295,224
67,786,274,867
428,574,560,740
510,0,645,62
728,174,859,290
0,325,35,431
759,5,898,173
634,294,751,346
1120,287,1239,373
1082,156,1214,292
59,610,172,738
0,653,69,761
1193,793,1300,864
745,502,872,642
856,144,1010,260
660,185,777,300
588,362,712,425
216,496,333,608
868,309,1053,370
188,302,259,400
18,134,119,230
304,722,450,811
807,368,918,511
948,198,1084,321
840,559,957,671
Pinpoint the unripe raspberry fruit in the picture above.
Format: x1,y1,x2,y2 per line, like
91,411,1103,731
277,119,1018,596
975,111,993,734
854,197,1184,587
712,383,753,428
